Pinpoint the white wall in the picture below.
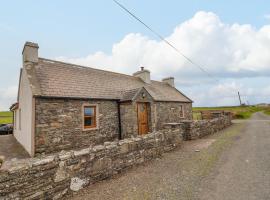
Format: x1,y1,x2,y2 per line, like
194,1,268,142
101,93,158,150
13,68,34,156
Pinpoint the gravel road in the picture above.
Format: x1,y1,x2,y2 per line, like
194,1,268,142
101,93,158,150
69,112,270,200
199,112,270,200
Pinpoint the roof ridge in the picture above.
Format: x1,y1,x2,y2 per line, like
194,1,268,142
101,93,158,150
38,57,166,84
39,57,139,80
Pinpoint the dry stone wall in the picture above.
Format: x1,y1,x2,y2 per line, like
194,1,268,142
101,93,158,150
0,127,182,200
182,115,232,140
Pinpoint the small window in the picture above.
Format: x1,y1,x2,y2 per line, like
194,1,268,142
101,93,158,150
180,105,184,118
83,106,97,129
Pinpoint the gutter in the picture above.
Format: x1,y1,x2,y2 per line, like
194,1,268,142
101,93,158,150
117,101,122,140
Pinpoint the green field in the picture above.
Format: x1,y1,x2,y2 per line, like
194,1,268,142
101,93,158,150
0,111,13,124
193,106,267,119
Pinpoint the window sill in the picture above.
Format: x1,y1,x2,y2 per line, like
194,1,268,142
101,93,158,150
82,127,99,131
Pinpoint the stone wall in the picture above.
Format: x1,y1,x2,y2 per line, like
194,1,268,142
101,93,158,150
34,98,192,155
155,102,193,130
120,102,138,139
35,98,119,155
0,127,182,200
120,101,192,139
182,115,232,140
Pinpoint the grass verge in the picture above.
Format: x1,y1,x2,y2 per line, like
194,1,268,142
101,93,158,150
263,107,270,115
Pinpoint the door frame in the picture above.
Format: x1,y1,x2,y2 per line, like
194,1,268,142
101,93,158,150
137,102,150,135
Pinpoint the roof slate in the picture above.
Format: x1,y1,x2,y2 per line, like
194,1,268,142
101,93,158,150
31,58,192,102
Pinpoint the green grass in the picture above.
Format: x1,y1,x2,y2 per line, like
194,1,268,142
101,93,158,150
0,111,13,117
264,107,270,115
193,106,266,119
0,111,13,124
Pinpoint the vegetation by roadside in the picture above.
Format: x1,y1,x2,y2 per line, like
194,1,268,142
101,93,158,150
0,111,13,124
193,106,267,119
264,107,270,115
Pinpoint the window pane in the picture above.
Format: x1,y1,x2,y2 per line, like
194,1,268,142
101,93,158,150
84,117,93,126
84,107,94,116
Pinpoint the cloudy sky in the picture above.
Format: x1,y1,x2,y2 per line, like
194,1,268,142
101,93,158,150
0,0,270,110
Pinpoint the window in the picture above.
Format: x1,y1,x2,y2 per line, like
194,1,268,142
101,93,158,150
83,105,97,129
179,105,184,118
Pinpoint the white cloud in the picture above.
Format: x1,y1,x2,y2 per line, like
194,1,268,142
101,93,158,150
57,11,270,81
0,86,17,111
56,11,270,106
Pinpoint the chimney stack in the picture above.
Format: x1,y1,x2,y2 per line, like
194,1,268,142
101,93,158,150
133,67,151,84
22,42,39,64
162,77,175,87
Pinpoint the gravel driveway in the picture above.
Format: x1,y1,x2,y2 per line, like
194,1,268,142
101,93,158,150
68,117,247,200
199,112,270,200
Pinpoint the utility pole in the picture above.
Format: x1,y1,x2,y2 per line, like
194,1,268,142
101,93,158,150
238,91,242,106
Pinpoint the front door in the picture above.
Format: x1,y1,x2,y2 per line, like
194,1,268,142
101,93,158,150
137,103,149,135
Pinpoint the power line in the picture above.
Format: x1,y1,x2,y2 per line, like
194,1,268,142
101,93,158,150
112,0,219,82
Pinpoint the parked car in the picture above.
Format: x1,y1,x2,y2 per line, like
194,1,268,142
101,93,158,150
0,124,13,135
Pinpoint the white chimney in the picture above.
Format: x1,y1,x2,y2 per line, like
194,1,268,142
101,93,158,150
162,77,175,87
133,67,151,84
22,42,39,64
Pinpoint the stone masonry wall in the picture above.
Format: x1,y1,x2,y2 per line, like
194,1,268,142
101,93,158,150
35,98,119,155
0,127,182,200
120,102,138,139
182,115,232,140
155,102,193,130
120,101,192,139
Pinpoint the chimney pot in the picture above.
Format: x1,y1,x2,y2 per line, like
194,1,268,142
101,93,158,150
141,66,144,71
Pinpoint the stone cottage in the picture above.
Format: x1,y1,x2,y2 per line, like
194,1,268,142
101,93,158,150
10,42,193,157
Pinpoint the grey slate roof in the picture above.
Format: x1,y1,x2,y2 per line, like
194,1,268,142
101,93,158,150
32,58,192,102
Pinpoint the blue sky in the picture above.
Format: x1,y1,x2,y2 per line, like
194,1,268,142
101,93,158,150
0,0,270,110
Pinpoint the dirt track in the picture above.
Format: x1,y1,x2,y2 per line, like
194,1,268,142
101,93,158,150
69,112,270,200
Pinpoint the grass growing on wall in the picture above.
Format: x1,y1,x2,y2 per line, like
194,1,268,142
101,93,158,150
0,111,13,124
